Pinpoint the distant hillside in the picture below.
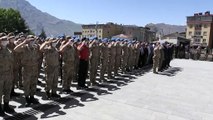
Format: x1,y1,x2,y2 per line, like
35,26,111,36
145,23,186,35
0,0,82,36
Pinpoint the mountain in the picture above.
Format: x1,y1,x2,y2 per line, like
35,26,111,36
145,23,186,36
0,0,82,37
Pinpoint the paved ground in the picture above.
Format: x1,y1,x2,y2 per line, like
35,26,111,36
3,59,213,120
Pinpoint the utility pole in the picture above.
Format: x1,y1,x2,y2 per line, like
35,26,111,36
95,21,98,37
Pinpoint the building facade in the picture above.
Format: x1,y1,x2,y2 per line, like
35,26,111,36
82,22,123,39
82,22,156,41
186,11,213,48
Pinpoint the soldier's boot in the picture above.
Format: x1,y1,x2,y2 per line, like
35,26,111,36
4,102,15,114
30,96,39,104
25,96,31,107
10,88,20,97
52,93,61,98
0,105,5,116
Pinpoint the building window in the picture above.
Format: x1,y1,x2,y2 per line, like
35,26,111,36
203,39,206,43
194,39,200,43
195,31,201,36
204,24,208,28
99,30,101,33
203,31,207,36
188,31,192,36
99,35,101,38
189,25,193,28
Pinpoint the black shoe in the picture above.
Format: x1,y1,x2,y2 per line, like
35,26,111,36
52,93,61,98
0,106,5,116
3,102,15,114
82,86,88,89
25,96,31,107
63,89,73,93
30,96,39,104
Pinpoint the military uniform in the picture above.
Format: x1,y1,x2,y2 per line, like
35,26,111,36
108,42,116,78
153,44,160,73
89,41,100,85
43,46,60,97
19,44,40,105
62,44,76,92
0,47,15,114
158,45,164,71
121,42,128,73
100,42,109,81
115,42,122,75
127,44,133,71
7,43,20,96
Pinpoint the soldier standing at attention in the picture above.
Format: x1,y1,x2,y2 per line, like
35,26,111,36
89,39,100,86
7,35,20,97
60,37,75,93
153,42,160,73
0,36,15,116
108,40,116,79
100,39,109,82
40,39,60,99
14,35,40,106
121,40,128,73
114,40,122,76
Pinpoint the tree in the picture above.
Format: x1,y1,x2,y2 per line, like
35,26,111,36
0,8,31,34
39,28,47,39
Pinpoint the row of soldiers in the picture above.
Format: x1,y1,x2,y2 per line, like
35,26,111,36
0,32,154,116
152,41,174,73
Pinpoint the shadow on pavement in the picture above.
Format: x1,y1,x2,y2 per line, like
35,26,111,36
4,65,153,120
158,67,183,77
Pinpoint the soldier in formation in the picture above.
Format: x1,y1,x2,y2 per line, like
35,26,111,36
0,32,158,117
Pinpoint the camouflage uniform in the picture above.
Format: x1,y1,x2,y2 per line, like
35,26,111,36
121,42,128,73
100,42,109,80
20,46,40,97
158,45,164,71
62,44,76,91
43,46,60,95
89,41,100,85
0,48,13,104
115,42,122,75
127,44,133,71
153,45,160,73
108,42,116,78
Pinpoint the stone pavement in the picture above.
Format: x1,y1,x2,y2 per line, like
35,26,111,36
2,59,213,120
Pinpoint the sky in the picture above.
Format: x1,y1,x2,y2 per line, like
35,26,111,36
26,0,213,26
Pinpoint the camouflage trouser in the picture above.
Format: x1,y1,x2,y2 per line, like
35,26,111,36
127,56,132,71
115,56,121,75
0,73,13,103
45,66,59,93
131,56,136,68
108,56,115,78
100,59,108,80
90,57,98,83
23,66,38,97
153,57,159,73
122,56,128,72
13,68,19,86
63,64,74,90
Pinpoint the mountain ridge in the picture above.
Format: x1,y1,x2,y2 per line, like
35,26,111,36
0,0,82,37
